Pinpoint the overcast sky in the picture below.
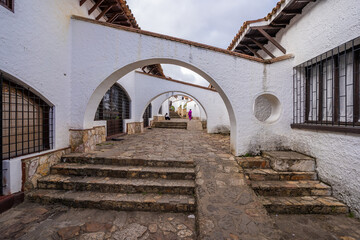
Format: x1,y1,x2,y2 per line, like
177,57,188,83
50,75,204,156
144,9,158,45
127,0,279,86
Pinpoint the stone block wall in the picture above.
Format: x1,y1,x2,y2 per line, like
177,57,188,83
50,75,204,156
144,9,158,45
153,116,165,121
69,126,106,153
127,122,143,134
22,148,71,191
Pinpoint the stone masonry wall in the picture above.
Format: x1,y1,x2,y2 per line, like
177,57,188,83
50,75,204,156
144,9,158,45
22,148,71,191
127,122,143,134
70,126,106,153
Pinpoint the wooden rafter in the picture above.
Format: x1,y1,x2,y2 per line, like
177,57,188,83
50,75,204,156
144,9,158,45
242,44,264,59
257,28,286,54
107,13,120,23
89,0,105,15
80,0,89,6
249,37,275,58
282,9,302,15
96,3,116,20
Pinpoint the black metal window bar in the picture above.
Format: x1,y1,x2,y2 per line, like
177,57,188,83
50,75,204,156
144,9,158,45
143,103,152,128
0,0,14,11
1,73,54,161
95,83,130,136
292,37,360,133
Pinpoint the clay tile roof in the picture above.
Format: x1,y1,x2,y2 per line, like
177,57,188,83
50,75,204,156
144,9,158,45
227,0,285,50
119,0,140,29
227,18,265,51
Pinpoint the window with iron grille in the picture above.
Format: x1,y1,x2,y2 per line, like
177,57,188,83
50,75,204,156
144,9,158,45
1,73,54,161
0,0,14,11
95,83,130,136
292,37,360,133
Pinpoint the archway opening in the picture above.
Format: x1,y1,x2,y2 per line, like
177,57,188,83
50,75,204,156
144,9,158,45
83,58,237,153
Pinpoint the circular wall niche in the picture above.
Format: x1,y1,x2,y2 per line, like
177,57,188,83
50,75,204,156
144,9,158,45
253,93,281,123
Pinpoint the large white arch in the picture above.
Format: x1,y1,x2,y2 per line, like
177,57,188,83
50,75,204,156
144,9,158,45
71,17,271,155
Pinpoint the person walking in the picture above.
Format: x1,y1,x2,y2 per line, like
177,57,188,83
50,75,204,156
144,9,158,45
165,113,170,120
188,109,192,120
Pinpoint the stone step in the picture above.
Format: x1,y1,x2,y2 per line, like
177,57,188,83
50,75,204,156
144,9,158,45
38,174,195,195
261,196,348,214
27,189,196,213
251,180,331,197
236,156,270,169
154,126,187,129
51,163,196,180
263,151,315,172
62,155,194,168
245,169,317,181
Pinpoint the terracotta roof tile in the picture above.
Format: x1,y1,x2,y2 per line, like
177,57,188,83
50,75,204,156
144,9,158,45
227,0,285,51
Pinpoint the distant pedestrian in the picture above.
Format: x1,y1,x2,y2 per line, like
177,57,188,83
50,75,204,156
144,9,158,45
188,109,192,120
165,113,170,120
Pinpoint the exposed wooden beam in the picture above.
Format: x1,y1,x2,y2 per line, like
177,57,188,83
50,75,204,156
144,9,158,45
295,0,316,2
282,9,302,15
269,24,287,28
257,28,286,54
107,13,120,23
96,3,116,20
80,0,88,6
89,0,105,15
249,37,275,59
252,26,283,30
272,20,290,25
241,44,264,59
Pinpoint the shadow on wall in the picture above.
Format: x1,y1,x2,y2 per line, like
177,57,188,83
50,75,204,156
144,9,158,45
212,125,230,134
247,132,291,155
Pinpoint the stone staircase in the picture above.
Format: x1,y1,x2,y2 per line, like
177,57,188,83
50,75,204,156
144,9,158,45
27,154,196,213
237,151,348,214
153,121,187,129
169,110,181,119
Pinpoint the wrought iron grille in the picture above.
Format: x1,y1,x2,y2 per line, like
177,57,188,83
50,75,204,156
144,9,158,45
1,73,54,162
95,83,130,136
143,104,152,128
292,37,360,132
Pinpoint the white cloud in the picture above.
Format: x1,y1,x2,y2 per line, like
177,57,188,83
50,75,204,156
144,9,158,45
126,0,279,86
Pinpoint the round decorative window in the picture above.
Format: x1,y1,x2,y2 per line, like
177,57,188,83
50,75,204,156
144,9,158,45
254,93,281,123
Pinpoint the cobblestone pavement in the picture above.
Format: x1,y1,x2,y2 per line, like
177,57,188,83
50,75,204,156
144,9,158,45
0,202,195,240
1,128,360,239
272,214,360,240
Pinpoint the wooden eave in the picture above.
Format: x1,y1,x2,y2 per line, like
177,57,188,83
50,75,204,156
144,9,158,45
229,0,317,58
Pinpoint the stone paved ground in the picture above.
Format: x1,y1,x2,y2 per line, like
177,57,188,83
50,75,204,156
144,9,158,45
1,128,360,239
0,202,196,240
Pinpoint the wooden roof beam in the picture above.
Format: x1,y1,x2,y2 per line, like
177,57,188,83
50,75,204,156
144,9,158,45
295,0,316,2
252,26,283,30
241,44,264,59
249,38,275,59
80,0,89,6
282,9,303,14
89,0,105,15
96,3,116,20
257,28,286,54
107,13,120,23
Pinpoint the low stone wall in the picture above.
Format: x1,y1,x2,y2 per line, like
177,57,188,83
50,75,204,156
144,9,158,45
153,116,165,121
127,122,143,134
22,147,71,191
69,126,106,153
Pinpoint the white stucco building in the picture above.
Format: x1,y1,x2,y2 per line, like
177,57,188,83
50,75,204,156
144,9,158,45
0,0,359,216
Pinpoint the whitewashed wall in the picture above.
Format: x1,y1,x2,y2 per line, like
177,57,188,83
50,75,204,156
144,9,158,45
255,0,360,216
0,0,106,194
